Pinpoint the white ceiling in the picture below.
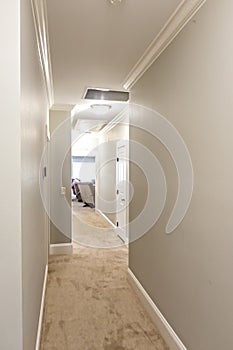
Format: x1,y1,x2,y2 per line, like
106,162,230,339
46,0,182,105
71,101,128,133
72,101,127,120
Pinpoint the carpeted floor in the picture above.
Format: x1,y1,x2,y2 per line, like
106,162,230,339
73,202,113,229
40,246,169,350
72,202,123,248
40,204,169,349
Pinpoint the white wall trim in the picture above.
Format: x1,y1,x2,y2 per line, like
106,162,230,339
96,209,117,228
49,243,73,255
99,106,129,137
122,0,207,90
31,0,54,107
128,268,187,350
35,264,48,350
96,210,129,245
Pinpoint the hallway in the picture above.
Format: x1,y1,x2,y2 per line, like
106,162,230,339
40,245,168,350
2,1,233,349
72,201,123,248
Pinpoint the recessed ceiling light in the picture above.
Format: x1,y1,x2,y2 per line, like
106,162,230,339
91,104,112,115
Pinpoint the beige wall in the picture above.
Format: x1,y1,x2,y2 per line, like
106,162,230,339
0,1,22,349
21,0,49,349
0,0,49,349
97,123,129,224
50,110,72,244
129,1,233,349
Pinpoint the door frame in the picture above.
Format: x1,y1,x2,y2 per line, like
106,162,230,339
116,139,129,244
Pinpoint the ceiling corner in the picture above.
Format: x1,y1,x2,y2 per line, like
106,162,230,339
122,0,207,90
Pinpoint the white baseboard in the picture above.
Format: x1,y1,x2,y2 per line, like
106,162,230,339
96,209,117,228
49,243,73,255
128,268,187,350
97,210,129,245
35,264,48,350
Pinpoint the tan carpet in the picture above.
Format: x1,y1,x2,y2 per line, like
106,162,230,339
72,202,123,248
73,203,113,229
40,246,169,350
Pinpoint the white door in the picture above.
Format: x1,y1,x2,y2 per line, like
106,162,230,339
116,140,128,243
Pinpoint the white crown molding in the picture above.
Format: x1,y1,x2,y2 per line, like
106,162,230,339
31,0,54,107
99,105,129,136
122,0,207,90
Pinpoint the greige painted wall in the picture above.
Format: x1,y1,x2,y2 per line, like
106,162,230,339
21,0,49,349
129,1,233,349
50,110,72,244
97,123,129,224
0,1,49,349
0,1,22,349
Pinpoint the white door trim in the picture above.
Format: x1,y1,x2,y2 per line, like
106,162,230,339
116,140,129,243
35,264,48,350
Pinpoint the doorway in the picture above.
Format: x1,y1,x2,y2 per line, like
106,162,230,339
116,140,129,243
71,109,129,249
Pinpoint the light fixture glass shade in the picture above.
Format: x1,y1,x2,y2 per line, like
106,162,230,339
109,0,122,5
90,104,112,115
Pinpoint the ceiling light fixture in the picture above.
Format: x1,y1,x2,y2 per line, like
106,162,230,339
109,0,123,5
91,104,112,115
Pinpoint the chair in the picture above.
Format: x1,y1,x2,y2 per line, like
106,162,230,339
74,183,82,202
78,182,95,208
